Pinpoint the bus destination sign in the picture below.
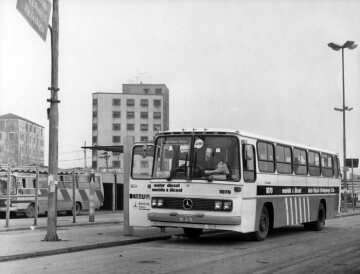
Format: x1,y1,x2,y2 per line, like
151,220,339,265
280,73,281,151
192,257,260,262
16,0,51,41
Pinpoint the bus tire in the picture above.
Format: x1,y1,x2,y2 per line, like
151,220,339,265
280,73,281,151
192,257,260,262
183,228,203,239
25,203,35,218
251,206,270,241
304,202,325,231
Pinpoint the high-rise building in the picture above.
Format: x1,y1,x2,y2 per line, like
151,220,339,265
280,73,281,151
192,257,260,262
92,84,169,171
0,113,45,166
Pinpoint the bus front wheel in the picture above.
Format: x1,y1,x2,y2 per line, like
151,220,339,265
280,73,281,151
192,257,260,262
251,206,270,241
183,228,203,239
25,203,35,218
304,202,325,231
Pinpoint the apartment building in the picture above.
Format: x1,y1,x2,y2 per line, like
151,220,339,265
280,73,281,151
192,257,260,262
92,84,169,171
0,113,45,166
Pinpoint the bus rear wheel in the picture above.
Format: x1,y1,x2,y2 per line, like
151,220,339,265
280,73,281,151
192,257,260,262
304,202,325,231
251,206,270,241
183,228,203,239
25,203,35,218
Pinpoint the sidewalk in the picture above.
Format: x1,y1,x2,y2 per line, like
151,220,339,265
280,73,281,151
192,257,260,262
0,209,359,263
0,211,183,263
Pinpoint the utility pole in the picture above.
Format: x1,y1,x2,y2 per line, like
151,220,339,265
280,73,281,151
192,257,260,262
44,0,60,241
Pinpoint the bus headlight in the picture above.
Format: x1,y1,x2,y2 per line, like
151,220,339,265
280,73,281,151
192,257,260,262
157,199,164,207
151,198,158,207
151,198,164,207
223,201,232,211
214,201,222,210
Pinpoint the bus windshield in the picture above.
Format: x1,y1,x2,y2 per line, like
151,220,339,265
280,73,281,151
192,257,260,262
153,135,240,181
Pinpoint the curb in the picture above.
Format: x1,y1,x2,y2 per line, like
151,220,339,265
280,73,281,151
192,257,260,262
0,220,122,233
0,233,175,263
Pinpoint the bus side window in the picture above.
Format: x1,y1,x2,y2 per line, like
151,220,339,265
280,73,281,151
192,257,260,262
243,144,256,183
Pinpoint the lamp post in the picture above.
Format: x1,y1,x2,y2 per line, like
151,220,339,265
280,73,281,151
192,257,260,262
328,41,357,211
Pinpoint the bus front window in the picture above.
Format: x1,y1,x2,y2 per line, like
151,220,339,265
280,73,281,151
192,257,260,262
153,135,240,182
192,136,240,181
153,137,191,180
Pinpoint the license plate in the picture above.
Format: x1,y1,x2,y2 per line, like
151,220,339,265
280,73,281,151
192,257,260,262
179,215,193,222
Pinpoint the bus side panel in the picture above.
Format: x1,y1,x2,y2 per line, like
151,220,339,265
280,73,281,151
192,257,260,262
240,198,257,233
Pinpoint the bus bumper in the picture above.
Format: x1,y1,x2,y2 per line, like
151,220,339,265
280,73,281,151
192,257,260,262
0,206,17,212
148,212,241,225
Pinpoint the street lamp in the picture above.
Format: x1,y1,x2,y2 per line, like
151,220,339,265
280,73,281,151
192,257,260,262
328,40,357,210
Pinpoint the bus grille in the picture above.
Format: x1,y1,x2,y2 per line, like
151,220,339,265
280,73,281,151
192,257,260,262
152,197,231,211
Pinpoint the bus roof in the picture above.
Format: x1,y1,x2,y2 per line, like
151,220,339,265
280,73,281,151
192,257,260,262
156,128,339,155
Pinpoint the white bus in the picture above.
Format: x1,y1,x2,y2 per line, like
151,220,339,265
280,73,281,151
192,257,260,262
142,129,341,240
0,170,104,218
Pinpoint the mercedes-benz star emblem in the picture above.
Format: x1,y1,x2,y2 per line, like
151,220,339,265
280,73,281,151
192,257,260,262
182,198,193,210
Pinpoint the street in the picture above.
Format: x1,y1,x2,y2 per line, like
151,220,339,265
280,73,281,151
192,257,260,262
1,215,359,274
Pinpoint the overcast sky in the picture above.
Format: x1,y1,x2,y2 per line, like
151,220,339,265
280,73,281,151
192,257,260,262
1,0,360,171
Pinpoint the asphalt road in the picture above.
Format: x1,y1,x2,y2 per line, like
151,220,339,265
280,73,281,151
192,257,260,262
1,215,360,274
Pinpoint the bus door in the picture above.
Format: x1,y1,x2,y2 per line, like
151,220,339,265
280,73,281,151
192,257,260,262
129,143,154,227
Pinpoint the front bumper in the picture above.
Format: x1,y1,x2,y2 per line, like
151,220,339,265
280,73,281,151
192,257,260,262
148,212,241,225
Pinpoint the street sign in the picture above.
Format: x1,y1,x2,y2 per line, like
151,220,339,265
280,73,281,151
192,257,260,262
346,158,359,168
16,0,51,41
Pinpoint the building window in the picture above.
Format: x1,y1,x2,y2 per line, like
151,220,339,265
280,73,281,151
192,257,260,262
113,161,121,168
153,99,161,107
9,132,15,141
144,88,149,94
153,124,161,131
92,124,97,131
127,124,135,131
127,99,135,107
153,112,161,119
92,161,97,169
141,99,148,107
141,112,148,119
113,124,121,131
113,111,121,118
140,136,148,142
155,88,162,95
93,99,97,106
140,124,148,131
112,98,121,106
127,111,135,119
93,112,97,118
92,136,97,144
113,136,121,143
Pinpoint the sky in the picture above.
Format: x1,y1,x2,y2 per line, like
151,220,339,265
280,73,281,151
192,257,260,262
1,0,360,172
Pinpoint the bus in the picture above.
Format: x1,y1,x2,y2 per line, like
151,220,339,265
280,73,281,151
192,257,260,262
141,129,340,240
0,170,104,218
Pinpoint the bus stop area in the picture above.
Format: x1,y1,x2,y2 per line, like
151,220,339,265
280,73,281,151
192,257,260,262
0,211,183,263
0,209,359,263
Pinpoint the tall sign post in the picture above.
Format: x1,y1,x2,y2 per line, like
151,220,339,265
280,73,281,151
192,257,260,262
16,0,58,241
89,168,95,222
44,0,60,241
